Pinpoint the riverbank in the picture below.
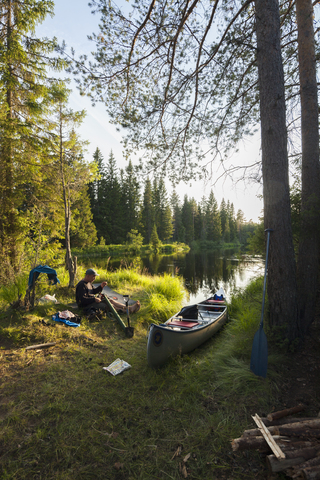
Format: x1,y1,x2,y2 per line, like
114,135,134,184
0,269,319,479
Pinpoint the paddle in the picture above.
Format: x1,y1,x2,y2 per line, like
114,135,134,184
250,228,273,378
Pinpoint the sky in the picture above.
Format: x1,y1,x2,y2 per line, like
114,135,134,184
36,0,264,223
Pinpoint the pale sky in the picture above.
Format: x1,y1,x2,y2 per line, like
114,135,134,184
36,0,264,223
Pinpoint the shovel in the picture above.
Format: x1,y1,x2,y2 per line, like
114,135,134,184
250,228,273,378
123,295,134,338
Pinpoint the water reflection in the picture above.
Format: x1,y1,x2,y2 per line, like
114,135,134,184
81,249,264,303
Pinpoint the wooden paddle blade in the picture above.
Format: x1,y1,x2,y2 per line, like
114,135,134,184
250,326,268,378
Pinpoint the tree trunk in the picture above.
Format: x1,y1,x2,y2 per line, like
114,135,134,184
255,0,299,341
0,0,18,277
59,104,77,288
295,0,320,336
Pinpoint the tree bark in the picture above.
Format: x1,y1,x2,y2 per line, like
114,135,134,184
243,419,320,437
295,0,320,336
267,404,305,421
255,0,299,341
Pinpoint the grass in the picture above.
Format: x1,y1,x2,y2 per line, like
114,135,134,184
0,267,282,479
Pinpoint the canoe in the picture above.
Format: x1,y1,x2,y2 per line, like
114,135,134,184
147,288,228,368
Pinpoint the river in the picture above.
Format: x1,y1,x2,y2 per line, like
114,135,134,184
80,249,264,303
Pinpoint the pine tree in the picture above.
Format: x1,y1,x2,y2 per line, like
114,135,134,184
0,0,66,279
88,147,107,241
104,150,122,243
119,160,140,242
150,224,161,253
140,178,154,243
205,191,221,242
181,195,194,244
219,199,228,239
155,178,173,242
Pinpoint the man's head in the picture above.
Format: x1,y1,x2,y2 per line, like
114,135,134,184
84,268,99,282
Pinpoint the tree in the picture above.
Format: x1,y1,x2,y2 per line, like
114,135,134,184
181,195,194,244
103,150,122,243
0,0,65,280
236,209,245,243
152,178,173,242
205,191,221,242
255,0,299,340
170,190,184,242
140,178,154,243
119,160,141,242
50,90,97,287
295,0,320,335
88,147,108,241
150,224,161,253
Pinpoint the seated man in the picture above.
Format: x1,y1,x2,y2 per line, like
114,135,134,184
76,268,141,321
76,268,108,319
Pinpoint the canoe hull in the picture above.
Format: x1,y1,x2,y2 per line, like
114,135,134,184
147,301,228,368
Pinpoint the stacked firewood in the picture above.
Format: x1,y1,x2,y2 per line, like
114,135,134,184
231,405,320,479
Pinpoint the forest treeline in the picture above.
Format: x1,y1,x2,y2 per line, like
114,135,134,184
88,148,257,249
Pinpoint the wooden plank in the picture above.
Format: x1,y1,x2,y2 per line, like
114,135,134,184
252,414,286,459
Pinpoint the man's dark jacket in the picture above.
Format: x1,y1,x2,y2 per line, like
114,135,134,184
76,280,103,307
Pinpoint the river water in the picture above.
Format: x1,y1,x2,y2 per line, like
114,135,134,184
81,249,264,303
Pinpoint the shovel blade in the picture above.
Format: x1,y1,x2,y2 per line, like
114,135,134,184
125,327,134,338
250,326,268,378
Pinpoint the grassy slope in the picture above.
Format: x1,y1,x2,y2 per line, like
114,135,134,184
0,268,281,479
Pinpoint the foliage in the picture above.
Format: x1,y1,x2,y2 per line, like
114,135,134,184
0,274,29,305
246,220,265,255
150,224,162,253
126,229,144,254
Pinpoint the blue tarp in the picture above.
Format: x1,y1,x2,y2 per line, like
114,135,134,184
52,313,80,328
28,265,60,289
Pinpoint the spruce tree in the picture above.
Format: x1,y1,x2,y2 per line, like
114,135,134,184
0,0,66,279
170,190,184,242
119,160,140,242
140,178,154,243
181,195,194,245
205,191,221,242
104,150,122,243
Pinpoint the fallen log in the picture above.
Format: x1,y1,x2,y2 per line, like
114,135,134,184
267,405,305,422
267,446,320,473
243,419,320,437
232,435,315,453
25,342,56,351
260,417,316,427
232,435,285,452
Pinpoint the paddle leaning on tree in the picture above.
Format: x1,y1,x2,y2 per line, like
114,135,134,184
75,268,140,321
